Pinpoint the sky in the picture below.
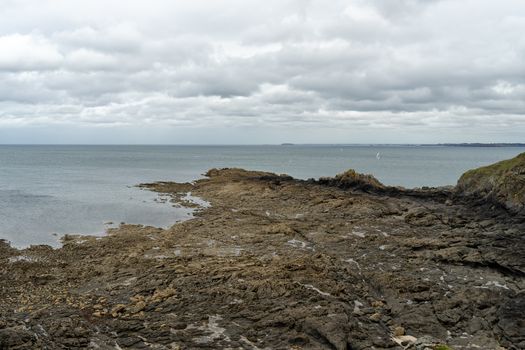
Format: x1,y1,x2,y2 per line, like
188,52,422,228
0,0,524,144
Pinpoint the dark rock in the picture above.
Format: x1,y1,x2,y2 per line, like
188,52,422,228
0,327,37,349
497,294,525,346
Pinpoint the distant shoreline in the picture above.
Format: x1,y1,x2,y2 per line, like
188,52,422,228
1,143,524,147
436,143,525,147
280,143,525,147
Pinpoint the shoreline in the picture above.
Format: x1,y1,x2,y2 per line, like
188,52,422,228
1,166,524,349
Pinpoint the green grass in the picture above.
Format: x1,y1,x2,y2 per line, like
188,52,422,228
460,152,525,179
434,345,454,350
456,152,525,211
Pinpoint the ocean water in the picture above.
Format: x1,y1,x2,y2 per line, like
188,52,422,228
0,145,522,247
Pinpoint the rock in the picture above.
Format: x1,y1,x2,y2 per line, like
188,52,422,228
371,300,385,308
151,287,177,302
302,316,349,350
391,335,417,348
1,166,523,349
0,327,37,348
264,223,296,235
404,207,440,226
111,304,127,317
172,322,187,330
393,326,405,336
411,335,449,350
457,152,525,214
496,294,525,347
369,313,382,322
128,301,146,314
318,169,385,192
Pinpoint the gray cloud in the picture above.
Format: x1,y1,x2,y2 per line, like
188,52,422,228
0,0,524,143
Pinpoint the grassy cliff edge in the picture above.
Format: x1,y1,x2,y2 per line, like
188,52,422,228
457,152,525,214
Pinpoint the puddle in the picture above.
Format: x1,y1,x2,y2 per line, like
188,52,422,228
183,192,211,208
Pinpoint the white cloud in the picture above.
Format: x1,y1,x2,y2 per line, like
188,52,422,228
0,34,63,71
65,49,118,71
0,0,524,143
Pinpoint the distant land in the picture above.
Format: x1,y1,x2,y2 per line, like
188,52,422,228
278,143,525,147
435,143,525,147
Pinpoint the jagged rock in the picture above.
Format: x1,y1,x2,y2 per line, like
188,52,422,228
0,327,38,349
318,169,386,192
497,293,525,348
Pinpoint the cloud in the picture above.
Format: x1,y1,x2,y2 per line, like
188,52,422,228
0,34,63,71
0,0,524,143
65,49,119,71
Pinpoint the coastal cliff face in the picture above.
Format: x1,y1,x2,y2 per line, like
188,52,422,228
0,163,524,349
457,152,525,214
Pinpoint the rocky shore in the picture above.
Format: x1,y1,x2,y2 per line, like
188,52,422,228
1,156,524,349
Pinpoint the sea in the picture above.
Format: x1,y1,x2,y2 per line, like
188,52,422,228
0,145,522,248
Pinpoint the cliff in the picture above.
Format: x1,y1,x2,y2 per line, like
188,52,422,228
457,152,525,214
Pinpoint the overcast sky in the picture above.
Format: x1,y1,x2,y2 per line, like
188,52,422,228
0,0,524,144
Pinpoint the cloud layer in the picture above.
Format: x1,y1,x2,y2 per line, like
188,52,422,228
1,0,524,143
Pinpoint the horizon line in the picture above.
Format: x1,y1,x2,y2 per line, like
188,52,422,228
1,142,525,147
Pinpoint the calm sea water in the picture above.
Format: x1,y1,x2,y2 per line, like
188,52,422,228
0,145,522,247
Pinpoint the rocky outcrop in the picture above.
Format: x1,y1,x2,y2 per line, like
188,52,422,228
1,167,524,349
318,169,386,192
457,152,525,214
